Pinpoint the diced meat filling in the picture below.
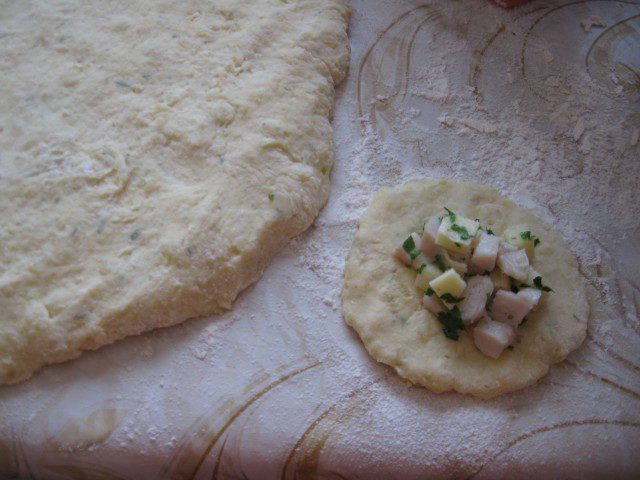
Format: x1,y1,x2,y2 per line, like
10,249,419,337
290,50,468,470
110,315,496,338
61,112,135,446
491,289,533,327
459,276,494,325
422,293,446,315
393,246,411,265
392,208,552,359
470,232,500,272
517,288,542,310
421,216,442,257
497,249,530,282
473,318,515,359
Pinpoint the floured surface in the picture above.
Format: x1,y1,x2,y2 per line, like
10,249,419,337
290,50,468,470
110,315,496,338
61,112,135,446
343,180,588,398
1,0,639,478
0,0,349,383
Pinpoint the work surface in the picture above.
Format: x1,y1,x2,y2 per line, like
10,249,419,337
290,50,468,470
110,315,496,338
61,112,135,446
1,0,639,478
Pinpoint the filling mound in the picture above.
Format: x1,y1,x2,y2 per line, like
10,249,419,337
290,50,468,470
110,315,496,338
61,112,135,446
393,207,553,359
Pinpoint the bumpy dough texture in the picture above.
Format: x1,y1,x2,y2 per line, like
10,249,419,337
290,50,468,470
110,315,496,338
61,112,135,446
343,180,588,398
0,0,349,384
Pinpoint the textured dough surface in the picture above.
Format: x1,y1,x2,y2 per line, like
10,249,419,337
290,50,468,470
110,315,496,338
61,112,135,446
342,180,588,398
0,0,349,384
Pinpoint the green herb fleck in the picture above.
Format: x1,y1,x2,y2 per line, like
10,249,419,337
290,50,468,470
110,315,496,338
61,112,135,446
425,287,435,296
521,230,541,247
418,264,427,274
434,254,446,272
485,292,494,312
444,207,456,222
268,193,275,202
486,228,494,235
402,235,415,253
440,293,464,304
437,306,465,340
533,276,553,292
451,223,471,240
409,248,422,261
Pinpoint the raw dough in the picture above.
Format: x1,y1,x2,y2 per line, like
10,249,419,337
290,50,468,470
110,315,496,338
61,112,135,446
342,180,588,398
0,0,350,384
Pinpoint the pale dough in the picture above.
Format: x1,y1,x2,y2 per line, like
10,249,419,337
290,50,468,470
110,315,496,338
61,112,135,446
0,0,350,384
342,180,588,398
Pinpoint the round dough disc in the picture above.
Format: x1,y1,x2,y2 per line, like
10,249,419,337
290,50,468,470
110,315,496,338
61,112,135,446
342,179,588,398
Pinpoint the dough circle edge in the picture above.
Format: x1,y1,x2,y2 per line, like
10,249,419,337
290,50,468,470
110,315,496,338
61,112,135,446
342,179,589,398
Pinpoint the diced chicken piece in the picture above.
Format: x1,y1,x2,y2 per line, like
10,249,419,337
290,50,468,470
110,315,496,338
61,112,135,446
497,248,530,282
473,318,515,359
421,216,442,257
422,293,446,315
518,287,542,311
470,232,501,272
498,241,518,256
443,251,468,275
412,252,432,271
490,289,532,327
459,276,494,325
393,246,411,265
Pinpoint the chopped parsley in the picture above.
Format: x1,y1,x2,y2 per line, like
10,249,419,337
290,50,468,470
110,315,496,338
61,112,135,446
434,254,446,272
520,230,541,247
444,207,456,222
485,292,494,312
437,306,466,340
533,276,553,292
418,263,427,274
451,223,471,240
268,193,275,202
486,228,494,235
402,235,416,253
440,293,464,304
409,248,422,261
425,287,435,296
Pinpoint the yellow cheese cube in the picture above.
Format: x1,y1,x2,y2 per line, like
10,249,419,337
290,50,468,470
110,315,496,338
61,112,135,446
429,268,467,309
503,225,537,261
436,214,480,255
415,263,443,291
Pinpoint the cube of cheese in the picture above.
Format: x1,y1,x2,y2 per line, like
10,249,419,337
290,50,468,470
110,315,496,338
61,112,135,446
436,213,480,255
415,263,443,291
503,225,536,261
429,268,467,309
